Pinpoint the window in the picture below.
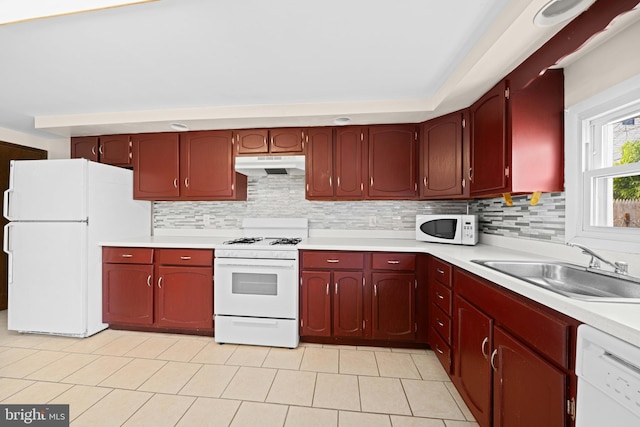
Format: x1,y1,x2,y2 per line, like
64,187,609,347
566,74,640,254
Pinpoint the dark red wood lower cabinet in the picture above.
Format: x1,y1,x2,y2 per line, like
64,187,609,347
371,272,415,340
493,327,567,427
301,271,331,336
453,295,493,427
154,266,213,330
102,263,154,325
333,271,364,337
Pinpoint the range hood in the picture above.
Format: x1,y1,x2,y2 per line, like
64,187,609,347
235,155,305,176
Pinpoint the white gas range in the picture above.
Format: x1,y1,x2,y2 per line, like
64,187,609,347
213,218,307,348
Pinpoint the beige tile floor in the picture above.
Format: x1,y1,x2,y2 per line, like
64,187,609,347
0,310,479,427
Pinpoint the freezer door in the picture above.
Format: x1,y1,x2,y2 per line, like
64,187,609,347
4,159,87,221
4,222,88,336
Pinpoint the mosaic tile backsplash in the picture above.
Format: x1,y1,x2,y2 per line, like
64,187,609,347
153,175,566,242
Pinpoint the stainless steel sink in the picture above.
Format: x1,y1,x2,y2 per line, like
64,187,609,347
472,260,640,302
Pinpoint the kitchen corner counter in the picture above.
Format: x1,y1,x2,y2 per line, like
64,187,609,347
99,235,228,249
300,237,640,348
99,234,640,348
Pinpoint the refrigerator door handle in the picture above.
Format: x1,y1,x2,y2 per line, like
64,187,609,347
3,189,12,220
3,224,13,284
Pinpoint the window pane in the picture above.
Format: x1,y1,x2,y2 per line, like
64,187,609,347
591,174,640,228
608,115,640,167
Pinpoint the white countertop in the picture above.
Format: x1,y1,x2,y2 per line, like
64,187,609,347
100,234,640,348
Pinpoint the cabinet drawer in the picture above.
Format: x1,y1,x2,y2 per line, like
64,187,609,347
156,249,213,266
371,253,415,271
429,303,452,344
429,281,452,316
103,247,153,264
429,257,452,287
302,251,364,270
430,326,452,374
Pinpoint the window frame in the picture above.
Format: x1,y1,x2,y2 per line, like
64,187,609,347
566,74,640,254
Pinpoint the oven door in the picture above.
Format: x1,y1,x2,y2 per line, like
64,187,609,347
214,257,298,319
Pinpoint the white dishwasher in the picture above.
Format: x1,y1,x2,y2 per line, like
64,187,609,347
575,325,640,427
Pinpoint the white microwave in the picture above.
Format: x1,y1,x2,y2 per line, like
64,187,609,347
416,214,478,245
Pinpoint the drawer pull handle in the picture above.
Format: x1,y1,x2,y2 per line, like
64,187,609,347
158,277,163,288
326,283,329,295
335,283,338,294
436,268,445,274
326,259,340,263
180,256,192,260
387,260,400,264
436,319,444,327
435,345,444,355
481,337,489,359
374,284,378,297
435,292,444,300
121,254,133,258
146,275,151,287
490,349,498,371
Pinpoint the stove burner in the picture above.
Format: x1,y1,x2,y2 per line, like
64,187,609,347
223,237,263,245
270,238,302,245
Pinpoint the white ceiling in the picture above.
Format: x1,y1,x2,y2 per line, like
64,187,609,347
0,0,631,138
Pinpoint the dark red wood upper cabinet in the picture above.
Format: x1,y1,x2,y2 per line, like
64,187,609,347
154,265,213,330
469,80,508,197
71,137,99,162
235,129,269,155
102,263,154,325
333,271,364,337
453,295,493,427
367,124,417,199
420,112,464,199
305,127,334,199
180,131,237,200
371,272,415,341
301,271,332,337
99,134,132,167
270,128,304,154
470,70,564,197
132,133,180,200
492,327,567,427
335,127,366,199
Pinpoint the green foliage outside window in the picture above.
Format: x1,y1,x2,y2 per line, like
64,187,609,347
613,139,640,199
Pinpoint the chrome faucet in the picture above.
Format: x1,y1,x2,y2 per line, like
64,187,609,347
566,242,628,275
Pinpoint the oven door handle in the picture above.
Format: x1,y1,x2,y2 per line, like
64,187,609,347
214,258,296,268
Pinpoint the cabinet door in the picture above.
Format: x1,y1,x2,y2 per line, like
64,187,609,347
371,272,415,341
132,133,180,200
454,296,492,427
470,80,508,196
367,125,417,199
301,271,331,336
154,265,213,330
270,128,304,154
102,263,153,325
420,112,463,198
305,127,334,198
335,127,365,198
235,129,269,155
99,135,131,166
180,131,236,200
493,327,567,427
333,271,364,337
71,137,99,162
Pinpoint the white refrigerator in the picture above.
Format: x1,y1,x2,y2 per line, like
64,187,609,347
3,159,151,337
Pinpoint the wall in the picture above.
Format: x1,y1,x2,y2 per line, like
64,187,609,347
0,126,69,159
153,175,567,242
